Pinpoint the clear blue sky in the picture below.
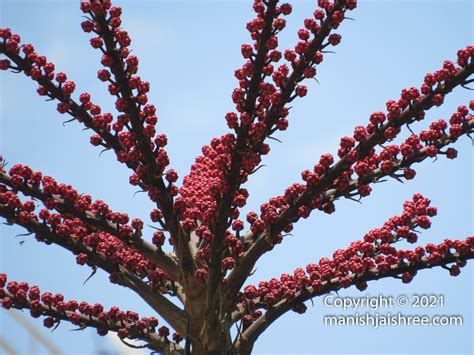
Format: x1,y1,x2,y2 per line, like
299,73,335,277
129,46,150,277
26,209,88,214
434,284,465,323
0,0,472,354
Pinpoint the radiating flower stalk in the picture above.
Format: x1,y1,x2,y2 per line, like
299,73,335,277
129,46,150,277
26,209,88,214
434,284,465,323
0,0,473,354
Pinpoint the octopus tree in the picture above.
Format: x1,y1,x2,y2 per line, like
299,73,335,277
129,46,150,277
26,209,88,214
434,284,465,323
0,0,473,354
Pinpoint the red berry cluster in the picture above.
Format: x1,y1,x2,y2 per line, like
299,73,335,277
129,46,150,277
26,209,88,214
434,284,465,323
177,0,358,269
236,195,473,327
0,28,81,114
79,2,177,197
0,8,176,211
0,273,166,341
250,50,474,239
0,164,171,289
228,0,357,144
1,0,473,351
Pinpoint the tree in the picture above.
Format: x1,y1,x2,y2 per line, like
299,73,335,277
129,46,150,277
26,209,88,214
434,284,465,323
0,0,473,354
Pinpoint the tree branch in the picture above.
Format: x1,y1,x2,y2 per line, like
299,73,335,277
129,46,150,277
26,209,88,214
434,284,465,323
0,169,180,281
273,60,474,234
225,63,474,307
92,11,195,282
0,205,187,334
205,0,280,325
0,287,183,354
235,244,474,352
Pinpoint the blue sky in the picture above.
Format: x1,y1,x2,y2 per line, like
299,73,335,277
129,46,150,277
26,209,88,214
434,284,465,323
0,0,473,354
